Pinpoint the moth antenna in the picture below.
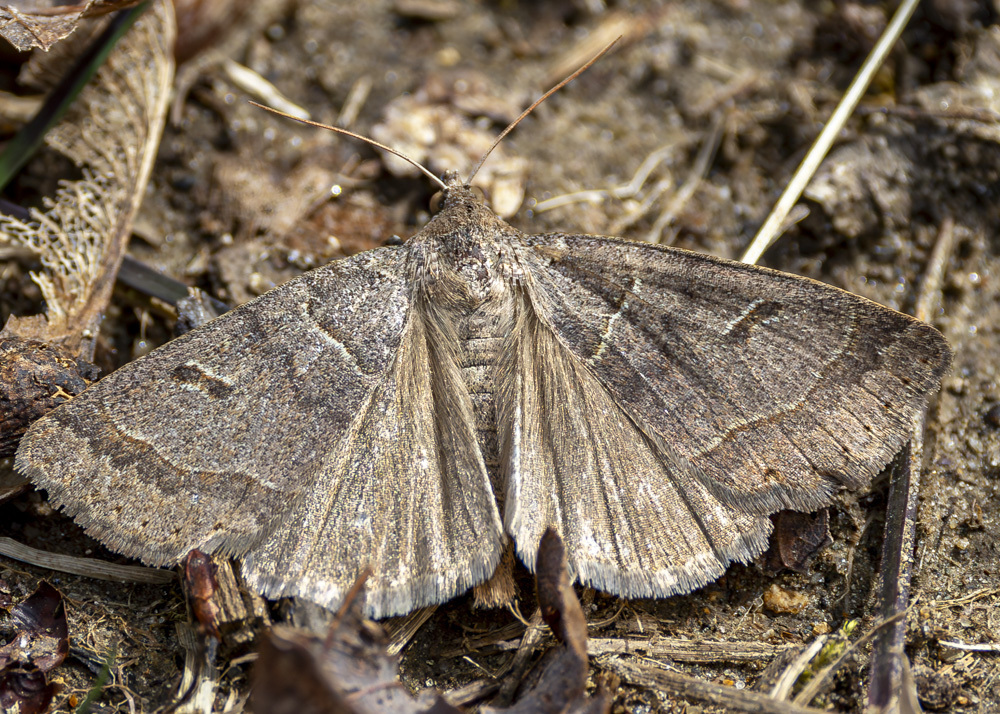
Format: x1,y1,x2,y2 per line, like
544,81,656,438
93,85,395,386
249,101,448,191
467,37,621,185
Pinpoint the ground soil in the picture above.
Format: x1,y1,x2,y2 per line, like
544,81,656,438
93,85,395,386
1,1,998,712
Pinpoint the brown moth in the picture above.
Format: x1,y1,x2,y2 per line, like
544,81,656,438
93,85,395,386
15,87,952,619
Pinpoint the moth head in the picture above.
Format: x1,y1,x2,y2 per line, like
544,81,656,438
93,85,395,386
430,171,487,214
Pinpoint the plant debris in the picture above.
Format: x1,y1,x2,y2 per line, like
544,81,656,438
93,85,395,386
253,530,610,714
0,581,68,714
0,1,143,52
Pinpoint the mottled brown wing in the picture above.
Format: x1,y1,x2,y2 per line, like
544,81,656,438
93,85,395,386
242,300,504,617
499,291,772,597
519,234,952,516
16,248,503,616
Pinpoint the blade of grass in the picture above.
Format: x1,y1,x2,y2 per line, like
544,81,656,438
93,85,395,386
0,2,149,192
75,645,117,714
740,0,920,265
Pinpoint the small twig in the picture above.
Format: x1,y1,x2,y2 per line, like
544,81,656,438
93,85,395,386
798,612,906,706
915,217,955,324
585,637,794,663
326,568,371,648
434,622,526,658
741,0,921,265
0,536,175,584
646,112,724,243
117,255,230,314
768,636,827,700
866,445,920,713
867,217,955,712
386,605,437,656
337,75,373,128
172,622,219,714
858,103,1000,125
493,607,544,706
938,641,1000,653
834,510,878,615
601,655,828,714
444,678,502,707
224,59,310,120
928,587,1000,608
534,144,675,213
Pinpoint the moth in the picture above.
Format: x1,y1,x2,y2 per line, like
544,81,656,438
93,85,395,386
15,94,952,620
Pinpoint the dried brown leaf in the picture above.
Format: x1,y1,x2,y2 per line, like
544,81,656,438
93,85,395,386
0,667,55,714
182,550,222,639
0,0,141,52
763,509,832,574
0,582,68,673
252,606,460,714
0,0,174,358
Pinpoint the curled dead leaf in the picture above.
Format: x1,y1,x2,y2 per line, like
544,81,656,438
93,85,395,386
0,0,174,360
